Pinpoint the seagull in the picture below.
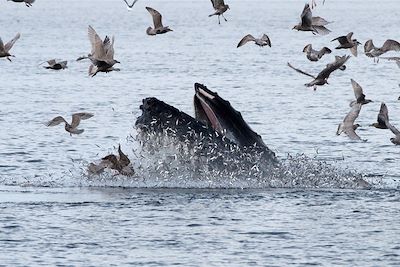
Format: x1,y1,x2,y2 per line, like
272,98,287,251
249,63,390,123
364,39,400,62
336,103,363,140
0,33,21,62
349,79,372,106
209,0,230,25
123,0,139,10
145,7,172,35
237,34,271,48
101,145,134,175
43,59,68,70
370,103,389,129
292,4,331,35
7,0,34,7
87,26,120,77
287,55,350,90
331,32,361,57
46,112,94,135
303,44,331,61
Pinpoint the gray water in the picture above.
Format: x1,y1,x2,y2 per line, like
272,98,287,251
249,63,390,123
1,0,400,265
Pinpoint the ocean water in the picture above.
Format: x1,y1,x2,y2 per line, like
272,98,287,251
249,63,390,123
0,0,399,265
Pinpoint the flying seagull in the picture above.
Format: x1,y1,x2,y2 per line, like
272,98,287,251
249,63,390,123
331,32,361,57
287,55,350,90
87,25,120,77
145,7,172,35
364,39,400,62
370,103,389,129
303,44,331,61
123,0,139,10
237,34,271,48
349,79,372,106
209,0,230,25
292,4,331,35
7,0,34,7
0,33,21,62
46,112,94,136
336,103,363,140
43,59,68,70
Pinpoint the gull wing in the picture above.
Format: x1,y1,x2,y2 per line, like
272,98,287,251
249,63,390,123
146,7,163,28
71,112,94,128
350,45,358,57
317,55,350,80
313,25,331,36
59,61,68,68
303,44,312,53
300,4,313,27
0,38,4,52
260,34,271,47
320,47,332,55
4,33,21,52
46,116,67,127
364,39,374,53
123,0,139,8
350,79,366,102
105,36,115,60
387,122,400,136
331,34,350,45
377,102,389,126
211,0,225,9
237,34,256,48
381,39,400,53
88,25,106,60
47,59,57,66
342,104,362,140
118,144,131,167
311,16,330,26
287,62,316,79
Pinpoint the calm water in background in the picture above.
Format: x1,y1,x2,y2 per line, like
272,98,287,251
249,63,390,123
0,0,400,265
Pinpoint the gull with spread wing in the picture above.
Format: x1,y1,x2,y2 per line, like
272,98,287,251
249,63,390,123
349,79,372,107
336,103,363,141
237,34,271,48
331,32,361,57
0,33,21,62
123,0,139,10
364,39,400,62
303,44,331,61
46,113,94,136
87,26,120,77
292,4,331,35
146,7,172,35
287,55,350,90
43,59,68,70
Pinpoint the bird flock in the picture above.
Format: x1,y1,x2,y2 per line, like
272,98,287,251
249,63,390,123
2,0,400,176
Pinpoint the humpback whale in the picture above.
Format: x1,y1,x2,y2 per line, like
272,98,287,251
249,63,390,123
135,83,277,174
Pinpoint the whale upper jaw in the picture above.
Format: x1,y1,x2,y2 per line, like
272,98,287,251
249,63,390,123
193,83,267,149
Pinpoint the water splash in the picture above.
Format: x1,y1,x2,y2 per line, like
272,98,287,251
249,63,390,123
0,130,392,189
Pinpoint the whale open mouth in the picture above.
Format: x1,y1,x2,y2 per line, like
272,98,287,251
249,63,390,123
193,83,266,148
194,83,224,134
